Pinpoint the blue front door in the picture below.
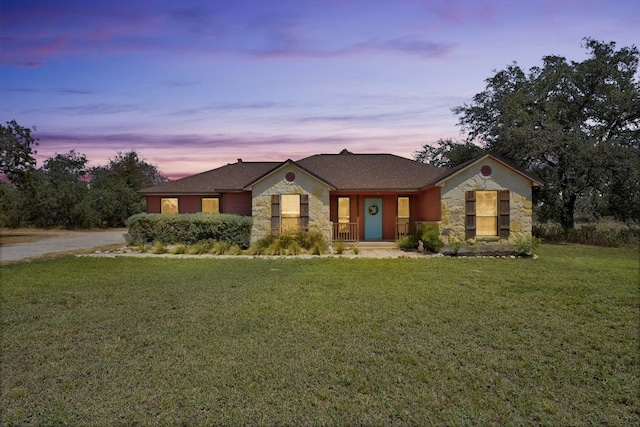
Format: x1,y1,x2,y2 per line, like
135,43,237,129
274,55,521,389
364,198,383,240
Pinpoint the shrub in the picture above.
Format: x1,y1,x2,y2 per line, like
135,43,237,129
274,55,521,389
128,213,252,248
171,244,187,254
513,235,541,255
396,234,420,251
293,230,326,250
334,240,345,255
285,241,302,255
187,240,214,254
247,230,328,255
396,223,444,253
533,223,638,248
151,241,167,254
210,241,231,255
420,223,444,253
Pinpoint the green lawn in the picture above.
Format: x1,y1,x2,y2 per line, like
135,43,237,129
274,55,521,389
1,245,638,425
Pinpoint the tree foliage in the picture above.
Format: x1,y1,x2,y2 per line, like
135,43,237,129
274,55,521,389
414,138,485,168
0,130,167,229
90,151,166,227
451,38,639,230
0,120,39,185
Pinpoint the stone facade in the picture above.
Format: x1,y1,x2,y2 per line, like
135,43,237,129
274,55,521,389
250,164,332,244
438,157,534,246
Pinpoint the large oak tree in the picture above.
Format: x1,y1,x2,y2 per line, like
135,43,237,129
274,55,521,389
450,38,639,230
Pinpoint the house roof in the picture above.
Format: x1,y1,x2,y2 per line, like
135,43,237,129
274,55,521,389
138,151,541,196
243,159,337,190
432,153,543,187
138,161,280,195
296,153,446,190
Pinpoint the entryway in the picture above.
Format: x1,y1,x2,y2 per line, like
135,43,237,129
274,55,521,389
364,198,382,240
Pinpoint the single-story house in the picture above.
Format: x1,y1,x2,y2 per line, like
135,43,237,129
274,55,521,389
139,151,542,246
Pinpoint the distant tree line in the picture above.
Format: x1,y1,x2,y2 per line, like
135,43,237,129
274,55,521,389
415,38,639,232
0,120,166,228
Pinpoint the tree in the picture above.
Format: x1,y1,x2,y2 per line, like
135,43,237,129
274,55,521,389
36,150,99,228
414,138,485,167
90,150,166,227
0,120,39,185
452,38,640,230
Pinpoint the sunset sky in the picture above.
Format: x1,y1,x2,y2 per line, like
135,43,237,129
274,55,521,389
1,0,638,179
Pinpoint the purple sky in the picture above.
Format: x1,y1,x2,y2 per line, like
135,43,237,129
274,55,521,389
2,0,638,179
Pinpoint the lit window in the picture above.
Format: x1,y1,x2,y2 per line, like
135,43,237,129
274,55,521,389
397,197,409,219
397,197,410,237
161,198,178,214
202,198,220,213
476,191,497,235
338,197,350,232
281,194,300,233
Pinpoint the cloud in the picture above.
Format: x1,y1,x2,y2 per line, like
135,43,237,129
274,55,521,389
31,130,435,178
58,103,142,115
1,0,456,66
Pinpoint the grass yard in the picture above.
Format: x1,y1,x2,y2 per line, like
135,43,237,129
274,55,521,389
1,245,638,425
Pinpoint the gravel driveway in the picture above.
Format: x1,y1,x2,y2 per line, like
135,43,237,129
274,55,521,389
0,229,128,263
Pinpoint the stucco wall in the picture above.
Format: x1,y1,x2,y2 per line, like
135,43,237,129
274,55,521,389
438,158,534,245
251,165,332,244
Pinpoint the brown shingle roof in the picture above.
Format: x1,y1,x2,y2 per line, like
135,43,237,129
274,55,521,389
296,153,446,190
139,153,450,195
138,161,280,194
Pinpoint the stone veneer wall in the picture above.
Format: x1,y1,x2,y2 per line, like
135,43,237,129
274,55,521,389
438,157,534,246
250,164,332,244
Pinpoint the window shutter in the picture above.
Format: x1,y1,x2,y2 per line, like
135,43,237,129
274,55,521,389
499,190,510,239
465,190,476,240
300,194,309,231
271,195,280,234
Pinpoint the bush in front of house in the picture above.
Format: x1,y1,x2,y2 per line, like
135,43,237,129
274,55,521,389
396,223,444,253
247,230,328,255
127,213,253,248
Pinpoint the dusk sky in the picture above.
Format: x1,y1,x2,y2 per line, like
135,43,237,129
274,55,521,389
2,0,639,179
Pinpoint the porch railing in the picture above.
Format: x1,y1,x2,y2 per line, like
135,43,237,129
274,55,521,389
396,219,411,239
332,221,358,242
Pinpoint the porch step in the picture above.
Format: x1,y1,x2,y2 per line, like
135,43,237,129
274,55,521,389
350,241,398,249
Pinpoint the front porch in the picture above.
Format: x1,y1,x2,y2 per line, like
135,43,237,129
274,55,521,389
331,220,431,242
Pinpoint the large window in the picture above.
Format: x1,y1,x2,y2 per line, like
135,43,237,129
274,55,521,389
338,197,350,232
476,191,498,236
161,198,178,214
202,197,220,213
280,194,301,233
397,196,410,237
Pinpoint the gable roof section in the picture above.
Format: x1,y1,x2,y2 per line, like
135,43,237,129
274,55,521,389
138,161,280,195
296,153,446,190
243,159,336,190
432,153,543,187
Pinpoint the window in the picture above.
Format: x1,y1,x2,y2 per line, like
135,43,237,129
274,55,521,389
476,191,498,236
202,197,220,213
161,198,178,214
338,197,350,232
271,194,309,234
280,194,301,233
397,196,410,237
466,190,510,240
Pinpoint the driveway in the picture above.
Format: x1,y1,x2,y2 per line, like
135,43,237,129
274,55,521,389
0,229,128,263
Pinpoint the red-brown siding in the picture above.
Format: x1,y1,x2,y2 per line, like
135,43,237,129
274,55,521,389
417,187,440,221
144,192,253,216
146,196,161,213
224,192,252,216
179,195,202,213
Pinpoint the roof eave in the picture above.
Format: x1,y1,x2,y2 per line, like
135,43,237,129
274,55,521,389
433,154,543,187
